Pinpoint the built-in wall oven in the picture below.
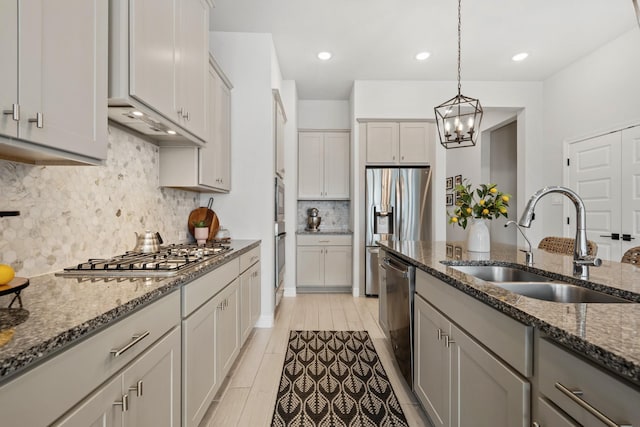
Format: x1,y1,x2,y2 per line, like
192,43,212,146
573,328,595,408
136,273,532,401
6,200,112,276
275,176,286,307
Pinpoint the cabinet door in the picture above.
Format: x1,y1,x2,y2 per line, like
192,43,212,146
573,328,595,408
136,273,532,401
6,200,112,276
451,323,530,427
176,0,209,139
216,279,240,379
20,0,108,160
123,327,181,427
296,246,324,286
53,375,123,427
298,132,324,198
200,65,220,188
216,76,231,190
240,267,253,344
399,122,432,164
324,132,350,199
413,295,450,427
0,1,18,138
366,122,398,164
250,261,261,326
324,246,352,287
129,0,176,122
183,297,217,427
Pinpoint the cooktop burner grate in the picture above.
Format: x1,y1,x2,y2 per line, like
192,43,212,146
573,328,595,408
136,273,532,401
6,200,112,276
57,243,233,278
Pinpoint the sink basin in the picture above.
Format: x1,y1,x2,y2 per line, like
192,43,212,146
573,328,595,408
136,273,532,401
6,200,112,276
448,264,634,303
495,282,632,303
451,265,554,283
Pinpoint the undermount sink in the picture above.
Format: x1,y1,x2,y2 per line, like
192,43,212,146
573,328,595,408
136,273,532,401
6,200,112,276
495,282,632,304
451,265,554,283
449,264,633,303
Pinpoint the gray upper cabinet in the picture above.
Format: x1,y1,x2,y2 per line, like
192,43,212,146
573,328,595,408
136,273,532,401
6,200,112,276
0,0,108,164
109,0,211,145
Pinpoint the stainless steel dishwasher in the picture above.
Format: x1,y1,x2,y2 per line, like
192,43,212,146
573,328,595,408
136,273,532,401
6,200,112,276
381,253,415,388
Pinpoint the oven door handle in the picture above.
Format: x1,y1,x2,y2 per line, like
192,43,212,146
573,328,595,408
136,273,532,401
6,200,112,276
382,257,409,278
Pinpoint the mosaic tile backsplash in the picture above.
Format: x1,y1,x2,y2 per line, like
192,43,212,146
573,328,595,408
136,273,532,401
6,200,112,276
0,126,200,277
297,200,350,231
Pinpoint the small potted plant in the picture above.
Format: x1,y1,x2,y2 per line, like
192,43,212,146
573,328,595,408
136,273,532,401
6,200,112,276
448,179,511,252
192,219,209,245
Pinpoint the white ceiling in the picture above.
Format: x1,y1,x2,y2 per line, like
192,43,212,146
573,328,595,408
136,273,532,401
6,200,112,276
210,0,638,100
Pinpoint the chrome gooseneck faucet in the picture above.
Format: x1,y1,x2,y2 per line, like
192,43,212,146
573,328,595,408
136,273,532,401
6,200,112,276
518,186,601,279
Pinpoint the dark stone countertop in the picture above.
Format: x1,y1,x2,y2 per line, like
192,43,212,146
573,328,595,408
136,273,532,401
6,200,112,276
378,240,640,387
0,240,260,382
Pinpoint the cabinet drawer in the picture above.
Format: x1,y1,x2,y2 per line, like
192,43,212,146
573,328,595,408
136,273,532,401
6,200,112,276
297,234,352,246
0,291,180,426
535,397,579,427
538,338,640,426
240,246,260,272
415,269,533,377
182,257,240,316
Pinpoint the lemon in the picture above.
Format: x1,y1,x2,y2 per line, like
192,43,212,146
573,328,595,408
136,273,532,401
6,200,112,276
490,187,498,194
502,195,510,202
450,217,458,223
466,208,472,214
0,264,15,285
482,208,490,216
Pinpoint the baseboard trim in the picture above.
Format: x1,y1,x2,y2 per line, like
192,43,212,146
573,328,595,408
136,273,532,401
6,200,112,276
255,314,274,328
352,286,360,297
296,286,351,294
283,287,297,297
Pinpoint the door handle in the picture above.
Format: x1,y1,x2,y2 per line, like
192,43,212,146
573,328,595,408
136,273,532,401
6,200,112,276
28,112,43,128
622,234,636,242
600,233,620,240
2,104,19,121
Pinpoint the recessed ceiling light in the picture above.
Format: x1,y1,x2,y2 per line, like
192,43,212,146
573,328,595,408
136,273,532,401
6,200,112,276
317,51,332,61
512,52,529,62
131,111,144,117
415,52,431,61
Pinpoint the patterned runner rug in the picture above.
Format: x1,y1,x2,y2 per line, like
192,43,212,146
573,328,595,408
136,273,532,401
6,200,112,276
271,330,409,427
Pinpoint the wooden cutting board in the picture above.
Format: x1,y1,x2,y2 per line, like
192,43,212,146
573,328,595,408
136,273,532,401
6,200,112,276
187,198,220,242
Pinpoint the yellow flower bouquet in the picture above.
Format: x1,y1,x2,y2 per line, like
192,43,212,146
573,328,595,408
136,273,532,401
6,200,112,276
448,179,511,229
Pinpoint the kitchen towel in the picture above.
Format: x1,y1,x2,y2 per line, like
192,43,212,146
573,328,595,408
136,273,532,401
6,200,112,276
271,330,409,427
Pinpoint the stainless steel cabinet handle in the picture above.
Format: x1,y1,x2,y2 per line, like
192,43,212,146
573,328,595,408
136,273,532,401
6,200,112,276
184,111,190,121
444,335,455,348
319,240,330,243
113,394,129,412
554,382,632,427
28,112,43,128
2,104,19,121
437,328,444,340
129,380,143,397
110,331,150,358
532,423,540,427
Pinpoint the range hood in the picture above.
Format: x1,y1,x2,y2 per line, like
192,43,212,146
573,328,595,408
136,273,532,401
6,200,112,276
107,105,196,146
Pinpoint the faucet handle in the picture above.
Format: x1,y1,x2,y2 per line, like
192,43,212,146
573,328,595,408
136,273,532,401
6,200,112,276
574,256,602,267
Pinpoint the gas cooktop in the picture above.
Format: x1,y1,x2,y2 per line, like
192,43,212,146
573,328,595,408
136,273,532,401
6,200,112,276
56,242,233,278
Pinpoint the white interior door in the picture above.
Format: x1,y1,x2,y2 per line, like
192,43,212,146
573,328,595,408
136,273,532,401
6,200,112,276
621,126,640,255
568,132,621,261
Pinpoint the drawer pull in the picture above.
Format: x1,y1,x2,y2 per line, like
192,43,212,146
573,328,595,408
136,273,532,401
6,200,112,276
113,394,129,412
318,240,330,243
554,382,632,427
129,380,143,397
110,331,150,358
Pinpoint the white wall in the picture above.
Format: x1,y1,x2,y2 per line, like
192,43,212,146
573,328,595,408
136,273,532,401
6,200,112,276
298,100,351,129
207,31,279,326
542,28,640,238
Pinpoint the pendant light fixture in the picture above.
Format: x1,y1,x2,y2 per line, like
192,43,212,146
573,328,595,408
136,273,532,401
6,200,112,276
434,0,483,149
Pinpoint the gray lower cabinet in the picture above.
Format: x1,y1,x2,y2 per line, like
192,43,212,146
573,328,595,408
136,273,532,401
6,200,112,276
296,234,352,289
535,338,640,427
240,260,261,344
414,269,531,427
54,326,181,427
535,397,579,427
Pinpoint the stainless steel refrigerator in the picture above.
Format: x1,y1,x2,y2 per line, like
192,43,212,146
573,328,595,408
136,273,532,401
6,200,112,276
365,167,432,296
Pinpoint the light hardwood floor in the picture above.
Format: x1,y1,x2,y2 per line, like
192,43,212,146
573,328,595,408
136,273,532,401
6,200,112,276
201,293,431,427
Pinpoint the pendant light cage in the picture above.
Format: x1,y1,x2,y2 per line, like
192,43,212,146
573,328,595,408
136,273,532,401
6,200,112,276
434,0,483,149
435,94,483,149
